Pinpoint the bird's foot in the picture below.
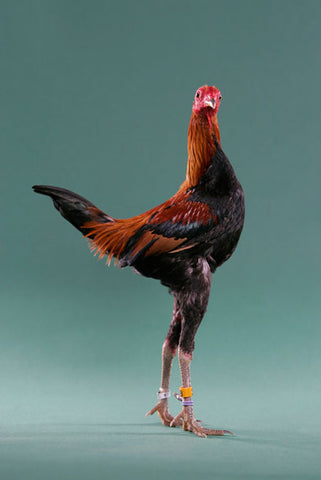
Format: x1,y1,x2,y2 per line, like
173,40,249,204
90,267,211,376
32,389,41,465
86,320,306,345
145,399,181,427
170,405,233,438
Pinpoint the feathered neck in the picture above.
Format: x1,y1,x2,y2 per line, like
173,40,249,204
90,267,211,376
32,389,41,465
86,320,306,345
184,111,221,188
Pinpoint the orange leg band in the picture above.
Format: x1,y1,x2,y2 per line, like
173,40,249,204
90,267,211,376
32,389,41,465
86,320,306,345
179,386,193,398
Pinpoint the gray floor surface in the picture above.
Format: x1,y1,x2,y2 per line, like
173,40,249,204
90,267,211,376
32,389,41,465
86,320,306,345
0,423,319,480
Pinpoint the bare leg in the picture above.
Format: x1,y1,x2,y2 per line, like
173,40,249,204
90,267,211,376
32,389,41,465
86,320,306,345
170,259,233,437
145,297,182,426
171,349,232,437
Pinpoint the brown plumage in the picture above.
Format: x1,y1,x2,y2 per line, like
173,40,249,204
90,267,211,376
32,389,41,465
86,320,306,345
83,87,222,266
33,85,245,437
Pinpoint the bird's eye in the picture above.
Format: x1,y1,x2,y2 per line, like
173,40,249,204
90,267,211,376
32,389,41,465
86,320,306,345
219,95,222,100
196,91,200,98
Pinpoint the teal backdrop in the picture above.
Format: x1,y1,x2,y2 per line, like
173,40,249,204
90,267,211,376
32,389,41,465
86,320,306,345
1,1,320,479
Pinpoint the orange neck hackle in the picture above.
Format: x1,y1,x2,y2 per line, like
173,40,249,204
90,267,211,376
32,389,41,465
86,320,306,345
185,111,221,188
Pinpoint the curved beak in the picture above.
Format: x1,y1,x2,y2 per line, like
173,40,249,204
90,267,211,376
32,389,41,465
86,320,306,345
204,97,216,109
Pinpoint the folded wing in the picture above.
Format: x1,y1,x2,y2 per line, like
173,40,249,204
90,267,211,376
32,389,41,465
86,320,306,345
84,192,218,266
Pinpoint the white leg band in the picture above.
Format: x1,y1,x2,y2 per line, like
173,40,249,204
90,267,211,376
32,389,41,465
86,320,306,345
157,390,171,400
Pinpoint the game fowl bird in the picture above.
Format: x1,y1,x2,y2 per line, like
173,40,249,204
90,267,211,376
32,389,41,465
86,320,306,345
33,85,245,437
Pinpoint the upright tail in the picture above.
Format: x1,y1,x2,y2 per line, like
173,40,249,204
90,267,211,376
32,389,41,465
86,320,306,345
32,185,114,237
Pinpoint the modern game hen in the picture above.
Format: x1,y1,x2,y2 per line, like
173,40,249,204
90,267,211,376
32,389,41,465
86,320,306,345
33,85,245,437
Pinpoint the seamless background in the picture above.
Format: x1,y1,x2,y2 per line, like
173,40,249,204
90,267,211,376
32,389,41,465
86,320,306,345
1,1,321,479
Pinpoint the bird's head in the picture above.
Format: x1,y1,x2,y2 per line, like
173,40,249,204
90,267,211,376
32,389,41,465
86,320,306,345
192,85,222,117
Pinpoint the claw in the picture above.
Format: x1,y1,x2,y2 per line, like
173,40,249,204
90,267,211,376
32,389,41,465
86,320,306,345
146,397,233,436
169,406,233,437
145,404,159,417
170,411,183,427
145,401,181,427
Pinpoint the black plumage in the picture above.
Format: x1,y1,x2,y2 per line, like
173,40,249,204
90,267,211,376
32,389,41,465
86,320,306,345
33,85,245,437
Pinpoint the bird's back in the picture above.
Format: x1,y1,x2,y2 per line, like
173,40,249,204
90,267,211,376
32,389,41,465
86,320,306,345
128,141,244,288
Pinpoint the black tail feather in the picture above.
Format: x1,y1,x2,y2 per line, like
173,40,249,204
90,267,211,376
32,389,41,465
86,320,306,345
32,185,113,235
